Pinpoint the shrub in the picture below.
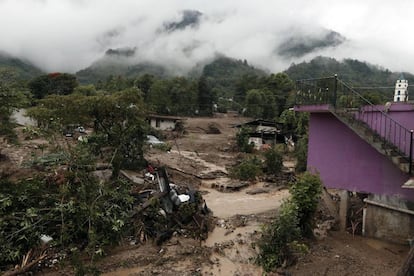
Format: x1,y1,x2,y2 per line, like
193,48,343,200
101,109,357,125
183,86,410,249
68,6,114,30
229,156,262,180
153,142,172,152
256,200,302,271
236,126,254,153
289,172,323,236
264,146,283,175
255,172,323,271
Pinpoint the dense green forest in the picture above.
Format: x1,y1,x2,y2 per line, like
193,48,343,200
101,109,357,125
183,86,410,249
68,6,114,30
2,52,414,119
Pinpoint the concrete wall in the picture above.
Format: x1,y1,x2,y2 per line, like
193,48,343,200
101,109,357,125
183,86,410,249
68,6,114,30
307,112,414,201
364,194,414,244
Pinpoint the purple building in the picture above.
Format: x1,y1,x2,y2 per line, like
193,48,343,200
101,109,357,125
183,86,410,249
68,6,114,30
295,76,414,244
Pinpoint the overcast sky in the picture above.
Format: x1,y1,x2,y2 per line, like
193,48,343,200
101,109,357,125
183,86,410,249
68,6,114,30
0,0,413,73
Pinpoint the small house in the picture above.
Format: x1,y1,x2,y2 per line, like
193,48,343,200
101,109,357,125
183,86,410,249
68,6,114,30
234,119,284,150
148,114,185,131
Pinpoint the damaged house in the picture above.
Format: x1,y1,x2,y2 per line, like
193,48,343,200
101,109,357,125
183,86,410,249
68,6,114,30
234,119,285,150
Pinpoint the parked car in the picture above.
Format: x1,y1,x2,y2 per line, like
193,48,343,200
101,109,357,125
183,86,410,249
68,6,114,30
146,135,165,145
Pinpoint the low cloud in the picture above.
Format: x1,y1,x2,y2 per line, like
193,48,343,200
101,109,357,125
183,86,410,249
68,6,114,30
1,0,413,73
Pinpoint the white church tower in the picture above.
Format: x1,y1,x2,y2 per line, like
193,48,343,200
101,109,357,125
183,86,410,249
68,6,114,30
394,74,408,102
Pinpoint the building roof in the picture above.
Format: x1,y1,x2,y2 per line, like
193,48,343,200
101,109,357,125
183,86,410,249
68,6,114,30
399,73,405,80
147,114,186,121
233,119,282,128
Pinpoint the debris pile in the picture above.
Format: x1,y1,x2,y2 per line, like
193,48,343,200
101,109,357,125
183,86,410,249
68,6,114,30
131,167,213,245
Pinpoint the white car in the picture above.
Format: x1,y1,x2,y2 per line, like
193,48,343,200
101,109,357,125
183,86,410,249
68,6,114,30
146,135,165,145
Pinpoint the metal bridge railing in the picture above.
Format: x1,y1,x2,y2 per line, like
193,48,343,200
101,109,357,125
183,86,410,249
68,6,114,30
295,75,414,174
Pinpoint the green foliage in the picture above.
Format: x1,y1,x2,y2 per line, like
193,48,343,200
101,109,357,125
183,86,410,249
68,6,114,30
255,200,301,271
241,73,294,119
152,143,172,152
202,56,266,101
229,156,262,181
289,172,323,236
278,110,309,137
0,71,30,142
295,134,308,173
197,76,214,116
236,127,254,153
76,57,168,85
22,126,41,140
147,77,197,116
264,147,283,175
244,89,265,118
0,146,135,268
256,172,322,271
0,177,59,266
285,56,414,103
27,88,148,175
0,53,43,80
28,73,78,99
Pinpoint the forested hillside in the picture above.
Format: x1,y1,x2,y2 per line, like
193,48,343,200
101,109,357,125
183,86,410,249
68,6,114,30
76,48,169,84
285,56,414,86
201,56,267,98
285,56,414,102
0,52,43,80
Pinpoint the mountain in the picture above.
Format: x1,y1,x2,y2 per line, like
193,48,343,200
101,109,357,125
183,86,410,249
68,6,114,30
163,10,203,32
0,52,43,80
201,55,267,97
278,30,346,58
76,48,267,86
76,48,169,84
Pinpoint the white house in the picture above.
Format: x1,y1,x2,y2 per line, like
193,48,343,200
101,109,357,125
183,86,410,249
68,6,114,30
148,114,185,131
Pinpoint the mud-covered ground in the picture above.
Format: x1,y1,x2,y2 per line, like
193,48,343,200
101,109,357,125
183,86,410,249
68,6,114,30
2,114,410,275
100,115,408,276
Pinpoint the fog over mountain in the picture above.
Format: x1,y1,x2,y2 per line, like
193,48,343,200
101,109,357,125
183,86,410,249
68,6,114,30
0,0,413,74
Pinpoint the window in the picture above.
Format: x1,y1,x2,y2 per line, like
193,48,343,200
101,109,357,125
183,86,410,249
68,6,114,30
398,90,401,95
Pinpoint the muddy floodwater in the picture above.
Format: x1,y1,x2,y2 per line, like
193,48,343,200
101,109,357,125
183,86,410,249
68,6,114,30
201,181,289,218
200,181,289,275
101,181,289,276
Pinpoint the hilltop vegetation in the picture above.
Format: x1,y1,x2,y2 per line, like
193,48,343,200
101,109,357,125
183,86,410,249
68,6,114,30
284,56,414,102
0,52,43,81
285,56,414,86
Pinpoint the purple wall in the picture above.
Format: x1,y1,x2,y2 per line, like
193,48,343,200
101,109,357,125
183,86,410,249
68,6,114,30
307,112,414,201
356,103,414,156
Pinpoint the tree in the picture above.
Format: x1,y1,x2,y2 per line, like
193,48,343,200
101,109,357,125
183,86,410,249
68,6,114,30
197,76,214,116
135,74,155,100
245,89,264,118
28,73,78,99
0,68,29,142
27,87,148,175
